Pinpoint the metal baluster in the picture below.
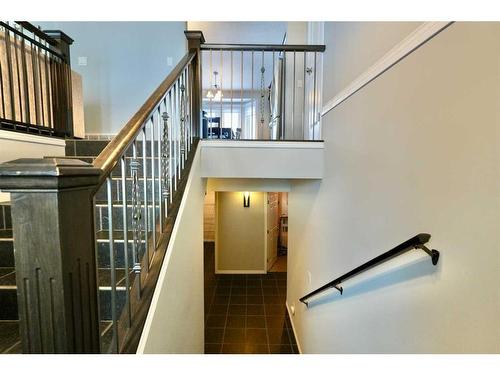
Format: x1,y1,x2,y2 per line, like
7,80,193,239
220,49,223,137
31,36,41,126
176,80,181,181
312,52,317,140
120,156,132,327
0,59,5,118
150,116,156,248
19,25,30,125
240,50,243,138
209,49,213,138
106,176,119,353
157,105,164,231
4,24,16,125
43,43,52,129
130,141,142,297
303,52,307,140
161,110,170,217
282,51,286,140
251,51,254,139
272,50,275,141
172,83,177,190
168,90,174,204
186,65,192,151
180,77,186,169
13,25,23,123
230,51,233,138
38,39,46,126
141,126,150,270
292,51,296,140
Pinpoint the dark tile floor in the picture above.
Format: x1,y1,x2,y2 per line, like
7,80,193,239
204,243,298,354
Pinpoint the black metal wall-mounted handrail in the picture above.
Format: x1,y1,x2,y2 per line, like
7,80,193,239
299,233,440,306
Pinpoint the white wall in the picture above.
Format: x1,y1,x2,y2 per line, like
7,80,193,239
137,148,204,353
287,22,500,353
0,131,66,201
187,22,287,44
36,22,187,135
201,140,324,179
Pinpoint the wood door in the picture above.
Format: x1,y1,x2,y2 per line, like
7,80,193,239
266,192,279,270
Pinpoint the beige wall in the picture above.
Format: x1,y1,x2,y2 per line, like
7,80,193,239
287,22,500,353
321,22,419,102
216,191,266,273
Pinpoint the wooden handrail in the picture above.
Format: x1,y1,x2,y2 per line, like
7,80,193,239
201,43,325,52
93,51,196,185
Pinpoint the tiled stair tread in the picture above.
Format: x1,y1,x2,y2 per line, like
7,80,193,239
96,230,153,242
0,230,13,240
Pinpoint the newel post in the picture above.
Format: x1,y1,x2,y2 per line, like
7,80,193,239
184,30,205,138
0,158,101,353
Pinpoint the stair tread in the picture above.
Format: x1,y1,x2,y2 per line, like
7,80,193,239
0,267,135,289
0,230,13,240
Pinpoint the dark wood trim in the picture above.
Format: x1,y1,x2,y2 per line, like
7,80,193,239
93,52,196,183
201,43,326,52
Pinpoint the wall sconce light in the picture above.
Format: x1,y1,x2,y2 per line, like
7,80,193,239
243,192,250,208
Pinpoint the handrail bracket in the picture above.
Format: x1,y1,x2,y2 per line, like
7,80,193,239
416,244,440,265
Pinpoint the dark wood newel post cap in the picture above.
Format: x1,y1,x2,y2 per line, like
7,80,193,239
184,30,205,44
0,158,102,191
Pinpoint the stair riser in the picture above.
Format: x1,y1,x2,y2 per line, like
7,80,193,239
96,241,146,269
99,289,127,321
0,289,17,320
66,140,165,158
96,205,160,232
0,242,14,267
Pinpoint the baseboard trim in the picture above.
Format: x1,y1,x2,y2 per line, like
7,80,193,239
286,301,303,354
321,21,453,117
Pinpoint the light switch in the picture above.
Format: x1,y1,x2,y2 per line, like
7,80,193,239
78,56,87,66
297,79,303,88
167,57,173,66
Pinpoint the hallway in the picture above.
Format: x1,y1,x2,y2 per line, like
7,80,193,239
204,243,298,354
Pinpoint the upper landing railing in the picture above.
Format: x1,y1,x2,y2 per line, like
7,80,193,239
0,21,74,137
200,39,325,141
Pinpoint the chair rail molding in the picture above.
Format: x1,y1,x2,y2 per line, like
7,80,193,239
321,21,454,117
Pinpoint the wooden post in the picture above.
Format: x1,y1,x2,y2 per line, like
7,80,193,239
0,158,101,353
184,30,205,138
